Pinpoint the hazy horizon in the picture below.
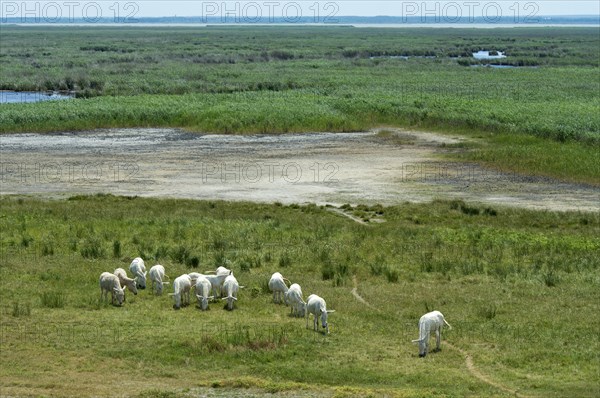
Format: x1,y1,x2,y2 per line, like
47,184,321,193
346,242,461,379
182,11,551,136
1,1,599,22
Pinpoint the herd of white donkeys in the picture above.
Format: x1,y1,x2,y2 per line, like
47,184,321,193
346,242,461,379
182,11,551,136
100,257,451,357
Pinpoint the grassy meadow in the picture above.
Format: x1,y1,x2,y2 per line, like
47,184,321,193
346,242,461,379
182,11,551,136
0,195,599,397
0,26,599,184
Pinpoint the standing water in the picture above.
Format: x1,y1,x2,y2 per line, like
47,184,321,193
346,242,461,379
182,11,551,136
0,91,74,104
472,51,507,60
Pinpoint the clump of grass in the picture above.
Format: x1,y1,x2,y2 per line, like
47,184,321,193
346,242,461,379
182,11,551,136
542,269,560,287
278,252,292,268
263,251,272,263
41,240,54,256
483,207,498,216
239,257,251,272
214,251,230,268
20,234,33,248
324,262,351,286
478,303,497,320
154,245,170,261
369,262,385,276
370,204,385,215
322,262,335,280
200,335,226,353
239,254,262,271
333,273,346,287
247,336,287,351
40,271,60,281
171,245,190,264
353,210,370,222
187,256,200,268
460,260,484,275
420,255,453,276
40,291,66,308
369,254,388,276
460,204,480,216
260,279,271,294
424,301,433,313
384,266,400,283
113,240,121,258
212,238,228,251
80,236,105,259
12,301,31,317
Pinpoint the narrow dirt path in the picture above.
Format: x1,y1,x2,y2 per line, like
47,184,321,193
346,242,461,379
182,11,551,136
351,276,378,310
350,277,531,398
444,342,528,397
327,208,370,225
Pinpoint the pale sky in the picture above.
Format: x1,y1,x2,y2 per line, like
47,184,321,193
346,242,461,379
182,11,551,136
125,1,599,17
3,1,599,20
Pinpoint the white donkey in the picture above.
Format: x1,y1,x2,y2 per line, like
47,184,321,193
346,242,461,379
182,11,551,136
412,310,452,357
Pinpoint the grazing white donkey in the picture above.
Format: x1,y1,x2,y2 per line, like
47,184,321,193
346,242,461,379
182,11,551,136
285,283,306,317
204,266,231,276
221,274,243,310
187,272,203,286
205,271,232,300
268,272,290,304
412,311,452,357
306,294,335,334
129,257,147,290
149,264,170,295
99,272,126,306
194,275,214,311
113,268,138,301
169,274,192,310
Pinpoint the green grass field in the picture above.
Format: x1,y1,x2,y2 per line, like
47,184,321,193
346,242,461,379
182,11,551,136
1,195,598,397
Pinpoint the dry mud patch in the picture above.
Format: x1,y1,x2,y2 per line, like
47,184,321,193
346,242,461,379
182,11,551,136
1,128,598,212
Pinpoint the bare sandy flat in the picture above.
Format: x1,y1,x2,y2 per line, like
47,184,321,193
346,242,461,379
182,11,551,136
1,128,598,212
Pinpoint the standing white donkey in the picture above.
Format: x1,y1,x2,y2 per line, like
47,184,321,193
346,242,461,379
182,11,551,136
412,310,452,357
